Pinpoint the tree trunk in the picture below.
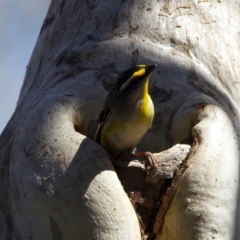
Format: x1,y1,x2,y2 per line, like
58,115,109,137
0,0,240,239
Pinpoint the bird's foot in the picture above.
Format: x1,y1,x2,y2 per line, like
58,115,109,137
131,151,158,169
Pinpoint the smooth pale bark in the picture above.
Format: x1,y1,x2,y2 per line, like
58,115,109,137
158,105,239,239
0,0,240,239
8,101,140,240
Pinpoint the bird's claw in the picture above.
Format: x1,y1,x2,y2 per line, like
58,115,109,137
131,151,158,169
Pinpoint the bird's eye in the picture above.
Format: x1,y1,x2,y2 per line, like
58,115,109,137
130,77,140,86
118,66,146,93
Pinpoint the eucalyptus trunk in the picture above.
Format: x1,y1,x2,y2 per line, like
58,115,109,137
1,1,240,239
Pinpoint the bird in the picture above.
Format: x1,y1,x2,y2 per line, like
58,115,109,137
95,64,157,167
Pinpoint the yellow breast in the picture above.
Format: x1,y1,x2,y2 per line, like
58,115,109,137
100,80,154,157
139,79,154,127
139,94,154,127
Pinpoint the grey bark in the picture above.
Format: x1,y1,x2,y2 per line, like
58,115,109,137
0,0,240,239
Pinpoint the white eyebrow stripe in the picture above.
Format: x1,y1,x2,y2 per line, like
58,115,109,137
119,77,133,92
118,67,146,93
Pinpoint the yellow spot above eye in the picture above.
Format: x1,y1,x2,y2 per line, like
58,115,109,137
119,65,147,92
131,68,146,78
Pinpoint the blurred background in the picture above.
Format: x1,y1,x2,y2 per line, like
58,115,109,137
0,0,50,134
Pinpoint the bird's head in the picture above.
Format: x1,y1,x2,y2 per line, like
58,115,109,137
111,64,156,100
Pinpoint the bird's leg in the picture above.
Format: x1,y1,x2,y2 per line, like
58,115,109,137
131,151,158,169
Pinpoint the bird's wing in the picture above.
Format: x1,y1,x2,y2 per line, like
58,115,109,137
95,107,111,144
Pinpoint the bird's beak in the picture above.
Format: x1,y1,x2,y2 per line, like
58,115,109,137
145,64,157,76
